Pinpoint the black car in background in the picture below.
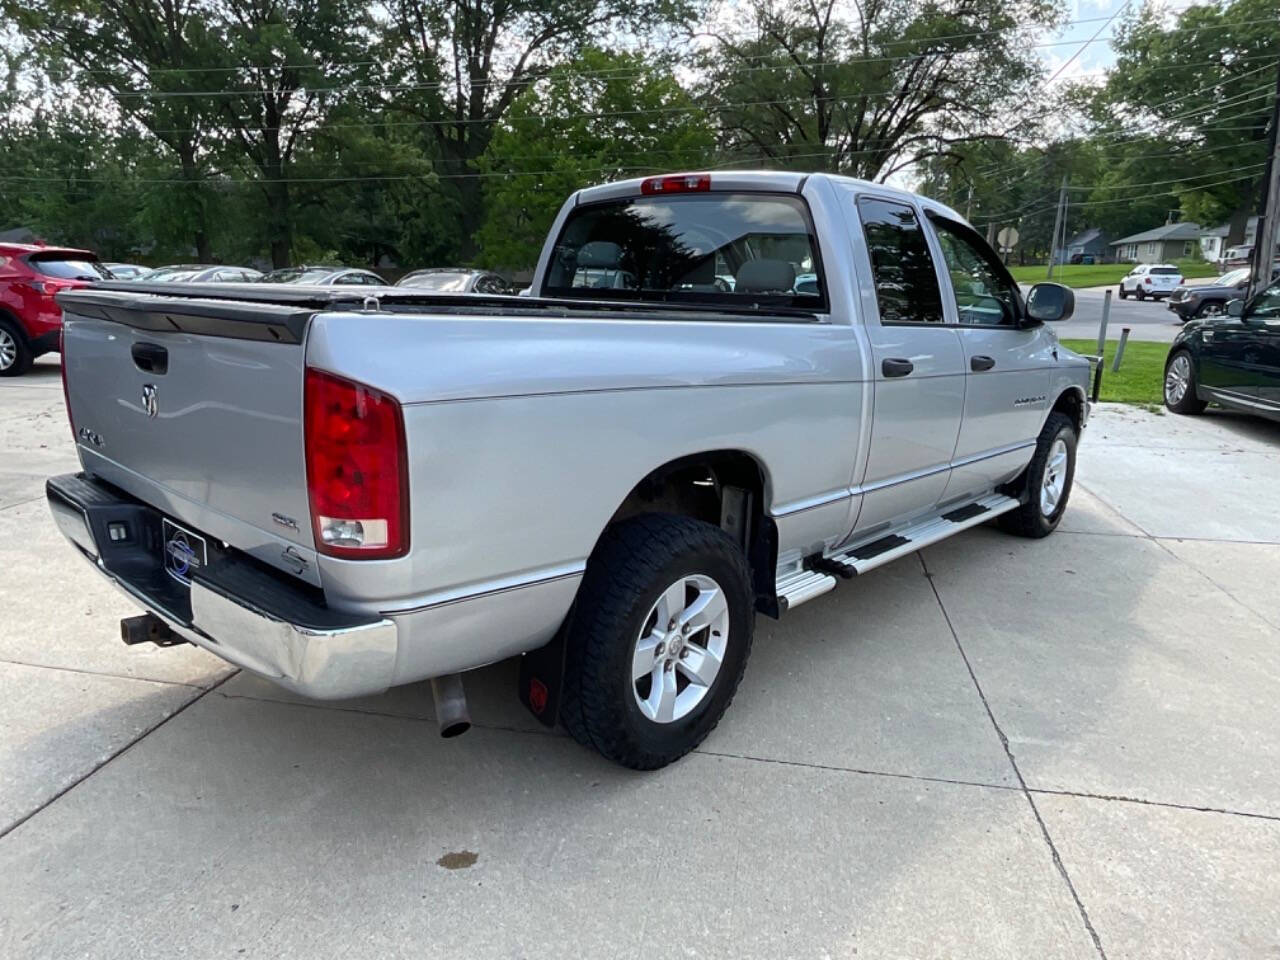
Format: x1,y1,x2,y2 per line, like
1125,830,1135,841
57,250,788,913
1167,266,1280,322
1164,276,1280,422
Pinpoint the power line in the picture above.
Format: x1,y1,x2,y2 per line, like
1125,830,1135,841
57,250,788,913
1045,0,1132,86
77,17,1280,101
35,10,1191,83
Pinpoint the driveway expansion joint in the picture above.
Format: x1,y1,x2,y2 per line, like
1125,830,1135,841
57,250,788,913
0,669,239,844
919,551,1110,960
0,657,212,690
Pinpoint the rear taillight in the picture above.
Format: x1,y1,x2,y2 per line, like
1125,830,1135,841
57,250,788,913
641,173,711,195
1144,277,1152,284
304,368,408,559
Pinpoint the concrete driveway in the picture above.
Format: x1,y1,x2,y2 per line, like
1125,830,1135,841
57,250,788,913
2,356,1279,959
1026,284,1190,344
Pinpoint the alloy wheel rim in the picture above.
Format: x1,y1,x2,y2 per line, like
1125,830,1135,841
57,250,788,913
0,330,15,370
1165,354,1190,405
1040,438,1069,518
631,573,729,724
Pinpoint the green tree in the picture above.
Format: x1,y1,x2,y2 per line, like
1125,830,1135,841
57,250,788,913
378,0,693,258
698,0,1061,180
1083,0,1279,237
5,0,229,260
473,49,714,272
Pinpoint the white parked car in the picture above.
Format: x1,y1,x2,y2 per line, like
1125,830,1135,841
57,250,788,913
1118,264,1182,301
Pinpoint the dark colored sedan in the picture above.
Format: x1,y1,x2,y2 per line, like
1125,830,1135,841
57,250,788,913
1166,266,1280,322
1164,276,1280,422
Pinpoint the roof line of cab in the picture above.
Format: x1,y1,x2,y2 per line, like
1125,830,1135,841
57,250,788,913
571,169,967,225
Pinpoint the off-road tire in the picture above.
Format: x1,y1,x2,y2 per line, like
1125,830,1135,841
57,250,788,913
1000,412,1077,539
0,318,33,377
560,513,754,770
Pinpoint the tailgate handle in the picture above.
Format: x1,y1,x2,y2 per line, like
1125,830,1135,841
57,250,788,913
131,342,168,375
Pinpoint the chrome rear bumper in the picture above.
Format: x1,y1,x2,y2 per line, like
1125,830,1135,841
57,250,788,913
47,473,398,699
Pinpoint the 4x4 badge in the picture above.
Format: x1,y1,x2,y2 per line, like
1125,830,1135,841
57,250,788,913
141,383,158,418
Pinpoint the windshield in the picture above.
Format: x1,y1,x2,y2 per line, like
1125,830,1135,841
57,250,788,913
1217,269,1248,286
29,255,110,280
543,193,825,311
261,268,337,284
399,272,472,291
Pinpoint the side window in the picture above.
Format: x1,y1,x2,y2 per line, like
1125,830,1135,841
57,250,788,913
856,197,944,324
930,217,1021,327
1250,280,1280,319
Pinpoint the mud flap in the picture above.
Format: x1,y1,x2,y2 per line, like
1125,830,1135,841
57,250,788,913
517,608,573,727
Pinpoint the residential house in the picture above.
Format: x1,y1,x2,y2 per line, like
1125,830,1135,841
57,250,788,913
1061,227,1109,262
1199,215,1280,265
1198,224,1229,263
1111,222,1201,264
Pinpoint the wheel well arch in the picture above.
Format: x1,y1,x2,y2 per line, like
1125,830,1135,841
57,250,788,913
1051,386,1087,434
0,306,25,335
602,449,778,601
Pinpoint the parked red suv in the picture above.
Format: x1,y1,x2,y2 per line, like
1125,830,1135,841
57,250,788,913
0,243,110,376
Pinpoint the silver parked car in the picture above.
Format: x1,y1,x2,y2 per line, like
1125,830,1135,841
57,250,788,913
397,268,511,294
50,171,1091,769
259,265,387,287
144,264,264,283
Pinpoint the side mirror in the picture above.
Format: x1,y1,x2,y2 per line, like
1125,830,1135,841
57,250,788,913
1025,282,1075,323
1226,299,1244,318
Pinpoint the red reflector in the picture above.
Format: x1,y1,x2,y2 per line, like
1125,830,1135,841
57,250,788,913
640,174,711,195
304,368,409,559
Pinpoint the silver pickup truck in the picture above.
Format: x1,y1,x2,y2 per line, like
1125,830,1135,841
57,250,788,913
48,171,1091,769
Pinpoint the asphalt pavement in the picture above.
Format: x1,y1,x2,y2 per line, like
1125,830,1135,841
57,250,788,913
2,356,1279,959
1038,284,1188,344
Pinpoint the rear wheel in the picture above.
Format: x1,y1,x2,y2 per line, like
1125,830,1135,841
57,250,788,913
1164,349,1207,415
1000,412,1077,539
0,319,33,377
560,513,754,770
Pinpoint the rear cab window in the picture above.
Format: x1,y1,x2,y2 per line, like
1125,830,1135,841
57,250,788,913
542,192,826,314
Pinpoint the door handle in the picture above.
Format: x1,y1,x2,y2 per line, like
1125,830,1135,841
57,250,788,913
970,355,996,372
131,342,168,375
882,357,914,378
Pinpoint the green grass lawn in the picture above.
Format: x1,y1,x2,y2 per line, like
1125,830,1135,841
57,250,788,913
1009,261,1219,288
1061,338,1167,408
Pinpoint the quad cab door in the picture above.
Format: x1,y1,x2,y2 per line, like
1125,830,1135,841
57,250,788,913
923,213,1054,500
844,193,965,536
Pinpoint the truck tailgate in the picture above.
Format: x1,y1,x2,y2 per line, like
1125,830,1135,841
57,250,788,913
59,289,320,585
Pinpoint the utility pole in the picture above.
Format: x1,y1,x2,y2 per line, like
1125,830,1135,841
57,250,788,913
1249,56,1280,300
1047,176,1068,280
965,184,974,221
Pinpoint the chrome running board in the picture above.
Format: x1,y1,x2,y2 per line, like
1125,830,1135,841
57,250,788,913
774,493,1020,611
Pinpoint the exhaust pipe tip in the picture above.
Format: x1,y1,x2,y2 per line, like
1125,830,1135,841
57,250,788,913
430,674,471,739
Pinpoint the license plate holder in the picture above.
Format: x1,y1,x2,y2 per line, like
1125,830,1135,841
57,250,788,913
161,518,208,586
